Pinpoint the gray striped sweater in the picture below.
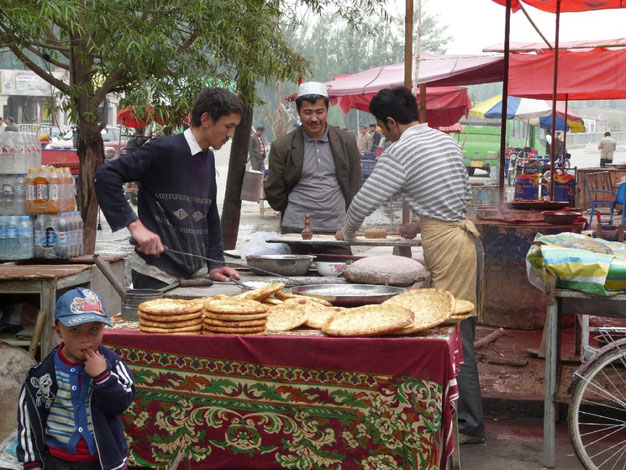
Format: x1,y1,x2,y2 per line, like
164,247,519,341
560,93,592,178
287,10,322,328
343,124,471,240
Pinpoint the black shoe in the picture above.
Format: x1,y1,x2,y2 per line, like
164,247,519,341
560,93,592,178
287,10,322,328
459,432,484,445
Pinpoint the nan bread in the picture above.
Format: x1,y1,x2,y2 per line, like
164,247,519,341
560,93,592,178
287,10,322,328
383,288,454,334
322,304,414,337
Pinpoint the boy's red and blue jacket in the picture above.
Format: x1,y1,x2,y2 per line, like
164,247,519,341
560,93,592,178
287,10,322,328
16,345,135,470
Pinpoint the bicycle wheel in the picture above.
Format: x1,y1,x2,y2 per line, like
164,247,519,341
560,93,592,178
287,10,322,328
568,345,626,469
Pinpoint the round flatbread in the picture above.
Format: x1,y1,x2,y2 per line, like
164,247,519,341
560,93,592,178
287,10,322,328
266,303,310,332
261,298,283,306
203,317,267,328
203,324,267,334
383,288,455,335
274,291,333,306
203,311,269,321
138,310,203,322
205,299,269,315
202,329,266,336
139,323,203,333
453,299,475,315
233,283,285,301
139,298,203,315
444,312,474,324
305,306,345,329
322,304,414,337
139,317,203,329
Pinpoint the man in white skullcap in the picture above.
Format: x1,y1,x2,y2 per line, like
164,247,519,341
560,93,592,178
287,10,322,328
264,81,361,254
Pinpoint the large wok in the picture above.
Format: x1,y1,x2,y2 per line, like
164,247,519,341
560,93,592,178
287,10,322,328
285,284,406,307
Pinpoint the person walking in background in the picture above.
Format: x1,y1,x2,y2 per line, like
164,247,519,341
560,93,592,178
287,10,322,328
599,131,617,167
0,117,6,131
249,126,266,171
5,116,18,131
357,125,372,153
369,123,381,152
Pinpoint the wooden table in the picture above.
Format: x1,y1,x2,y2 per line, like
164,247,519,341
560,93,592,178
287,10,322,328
543,273,626,468
0,264,92,357
267,233,421,257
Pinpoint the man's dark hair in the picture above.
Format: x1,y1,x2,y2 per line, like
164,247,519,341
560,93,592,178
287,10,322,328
605,131,611,137
295,94,329,112
369,87,418,126
369,123,376,129
191,87,245,127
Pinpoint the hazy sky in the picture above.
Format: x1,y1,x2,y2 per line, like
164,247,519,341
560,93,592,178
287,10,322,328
413,0,626,55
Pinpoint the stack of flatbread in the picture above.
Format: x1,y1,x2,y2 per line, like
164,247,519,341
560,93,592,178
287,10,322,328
138,299,204,334
203,298,270,335
382,288,455,334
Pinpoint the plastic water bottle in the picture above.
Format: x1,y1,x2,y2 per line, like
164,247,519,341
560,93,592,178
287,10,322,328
18,215,33,259
34,213,44,258
55,212,69,258
2,176,14,216
0,216,6,258
13,175,25,215
5,216,18,259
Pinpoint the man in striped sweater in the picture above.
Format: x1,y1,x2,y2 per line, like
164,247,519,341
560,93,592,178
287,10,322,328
336,86,485,445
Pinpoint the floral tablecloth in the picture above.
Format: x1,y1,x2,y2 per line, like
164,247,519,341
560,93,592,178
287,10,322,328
104,325,461,470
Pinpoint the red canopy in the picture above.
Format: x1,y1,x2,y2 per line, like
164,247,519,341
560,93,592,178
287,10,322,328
117,106,169,129
491,0,626,13
330,87,472,128
508,48,626,100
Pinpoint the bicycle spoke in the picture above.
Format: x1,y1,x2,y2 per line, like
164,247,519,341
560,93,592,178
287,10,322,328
586,435,626,468
579,375,626,409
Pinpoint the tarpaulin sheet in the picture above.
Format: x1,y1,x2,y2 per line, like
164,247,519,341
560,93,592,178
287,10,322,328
491,0,626,13
508,49,626,100
331,86,472,128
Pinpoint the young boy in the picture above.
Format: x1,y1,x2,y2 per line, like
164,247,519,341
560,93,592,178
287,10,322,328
16,287,135,470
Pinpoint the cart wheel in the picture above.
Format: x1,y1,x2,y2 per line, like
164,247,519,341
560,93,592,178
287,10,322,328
567,345,626,469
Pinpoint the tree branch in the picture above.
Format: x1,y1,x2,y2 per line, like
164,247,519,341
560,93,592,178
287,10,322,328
24,44,69,70
89,68,125,108
6,43,69,94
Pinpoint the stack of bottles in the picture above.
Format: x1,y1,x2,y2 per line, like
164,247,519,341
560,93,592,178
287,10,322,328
34,211,83,259
24,166,82,259
0,132,41,261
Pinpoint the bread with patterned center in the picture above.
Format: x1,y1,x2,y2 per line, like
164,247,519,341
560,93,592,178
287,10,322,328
205,299,269,315
139,298,203,315
305,306,346,329
322,304,414,337
266,302,310,331
233,283,285,301
274,291,332,306
383,288,454,334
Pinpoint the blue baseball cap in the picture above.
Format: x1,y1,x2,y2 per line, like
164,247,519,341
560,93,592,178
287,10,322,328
55,288,112,327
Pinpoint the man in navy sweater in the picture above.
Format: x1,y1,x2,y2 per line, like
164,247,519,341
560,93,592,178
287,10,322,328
95,88,245,289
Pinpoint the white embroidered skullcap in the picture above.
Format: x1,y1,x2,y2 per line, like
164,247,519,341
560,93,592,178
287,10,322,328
297,81,328,98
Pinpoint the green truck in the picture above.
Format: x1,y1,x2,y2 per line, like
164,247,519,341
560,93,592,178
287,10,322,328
452,119,543,176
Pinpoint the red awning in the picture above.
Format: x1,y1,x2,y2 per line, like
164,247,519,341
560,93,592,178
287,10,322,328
329,87,472,128
491,0,626,13
508,48,626,100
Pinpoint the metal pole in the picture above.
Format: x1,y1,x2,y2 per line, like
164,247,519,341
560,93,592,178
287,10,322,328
562,95,569,165
498,0,512,204
549,0,562,201
400,0,414,243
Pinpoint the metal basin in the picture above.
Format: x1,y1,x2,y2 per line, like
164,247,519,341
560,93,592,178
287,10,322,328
285,283,406,307
246,255,315,276
542,210,581,225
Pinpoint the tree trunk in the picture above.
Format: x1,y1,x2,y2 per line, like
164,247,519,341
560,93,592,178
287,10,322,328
76,120,104,255
221,106,253,250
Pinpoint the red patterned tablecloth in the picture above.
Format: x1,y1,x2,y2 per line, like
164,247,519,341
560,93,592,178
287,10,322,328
104,325,462,470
